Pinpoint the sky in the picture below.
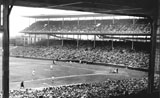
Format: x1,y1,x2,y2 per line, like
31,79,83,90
9,6,94,37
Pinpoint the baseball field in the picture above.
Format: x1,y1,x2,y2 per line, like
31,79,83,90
0,56,147,90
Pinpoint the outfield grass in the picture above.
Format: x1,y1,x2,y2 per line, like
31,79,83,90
0,57,147,90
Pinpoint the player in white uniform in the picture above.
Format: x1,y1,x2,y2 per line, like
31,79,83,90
32,69,35,76
32,69,35,80
51,76,55,84
79,60,82,64
50,65,53,70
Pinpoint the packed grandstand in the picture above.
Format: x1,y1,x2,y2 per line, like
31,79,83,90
7,15,159,98
22,19,150,34
11,40,150,69
8,77,159,98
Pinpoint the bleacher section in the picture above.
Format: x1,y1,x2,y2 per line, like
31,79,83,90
10,40,150,69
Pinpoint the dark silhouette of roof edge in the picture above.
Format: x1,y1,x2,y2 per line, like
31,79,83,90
23,13,128,19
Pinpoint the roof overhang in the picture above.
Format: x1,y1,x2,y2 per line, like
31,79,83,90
23,13,116,19
2,0,158,18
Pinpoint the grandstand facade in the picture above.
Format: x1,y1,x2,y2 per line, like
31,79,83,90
21,14,151,47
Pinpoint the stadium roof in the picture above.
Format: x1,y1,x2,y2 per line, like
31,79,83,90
3,0,158,18
23,14,118,19
23,14,144,19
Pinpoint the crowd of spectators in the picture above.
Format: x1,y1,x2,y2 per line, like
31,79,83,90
23,19,150,34
8,77,159,98
10,40,149,69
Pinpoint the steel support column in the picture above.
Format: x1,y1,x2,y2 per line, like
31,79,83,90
23,37,26,46
131,41,134,50
93,35,96,48
148,18,158,93
147,0,158,93
47,34,50,47
34,34,36,45
77,35,79,48
157,0,160,96
28,34,31,44
111,40,114,50
2,0,11,98
61,35,64,46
